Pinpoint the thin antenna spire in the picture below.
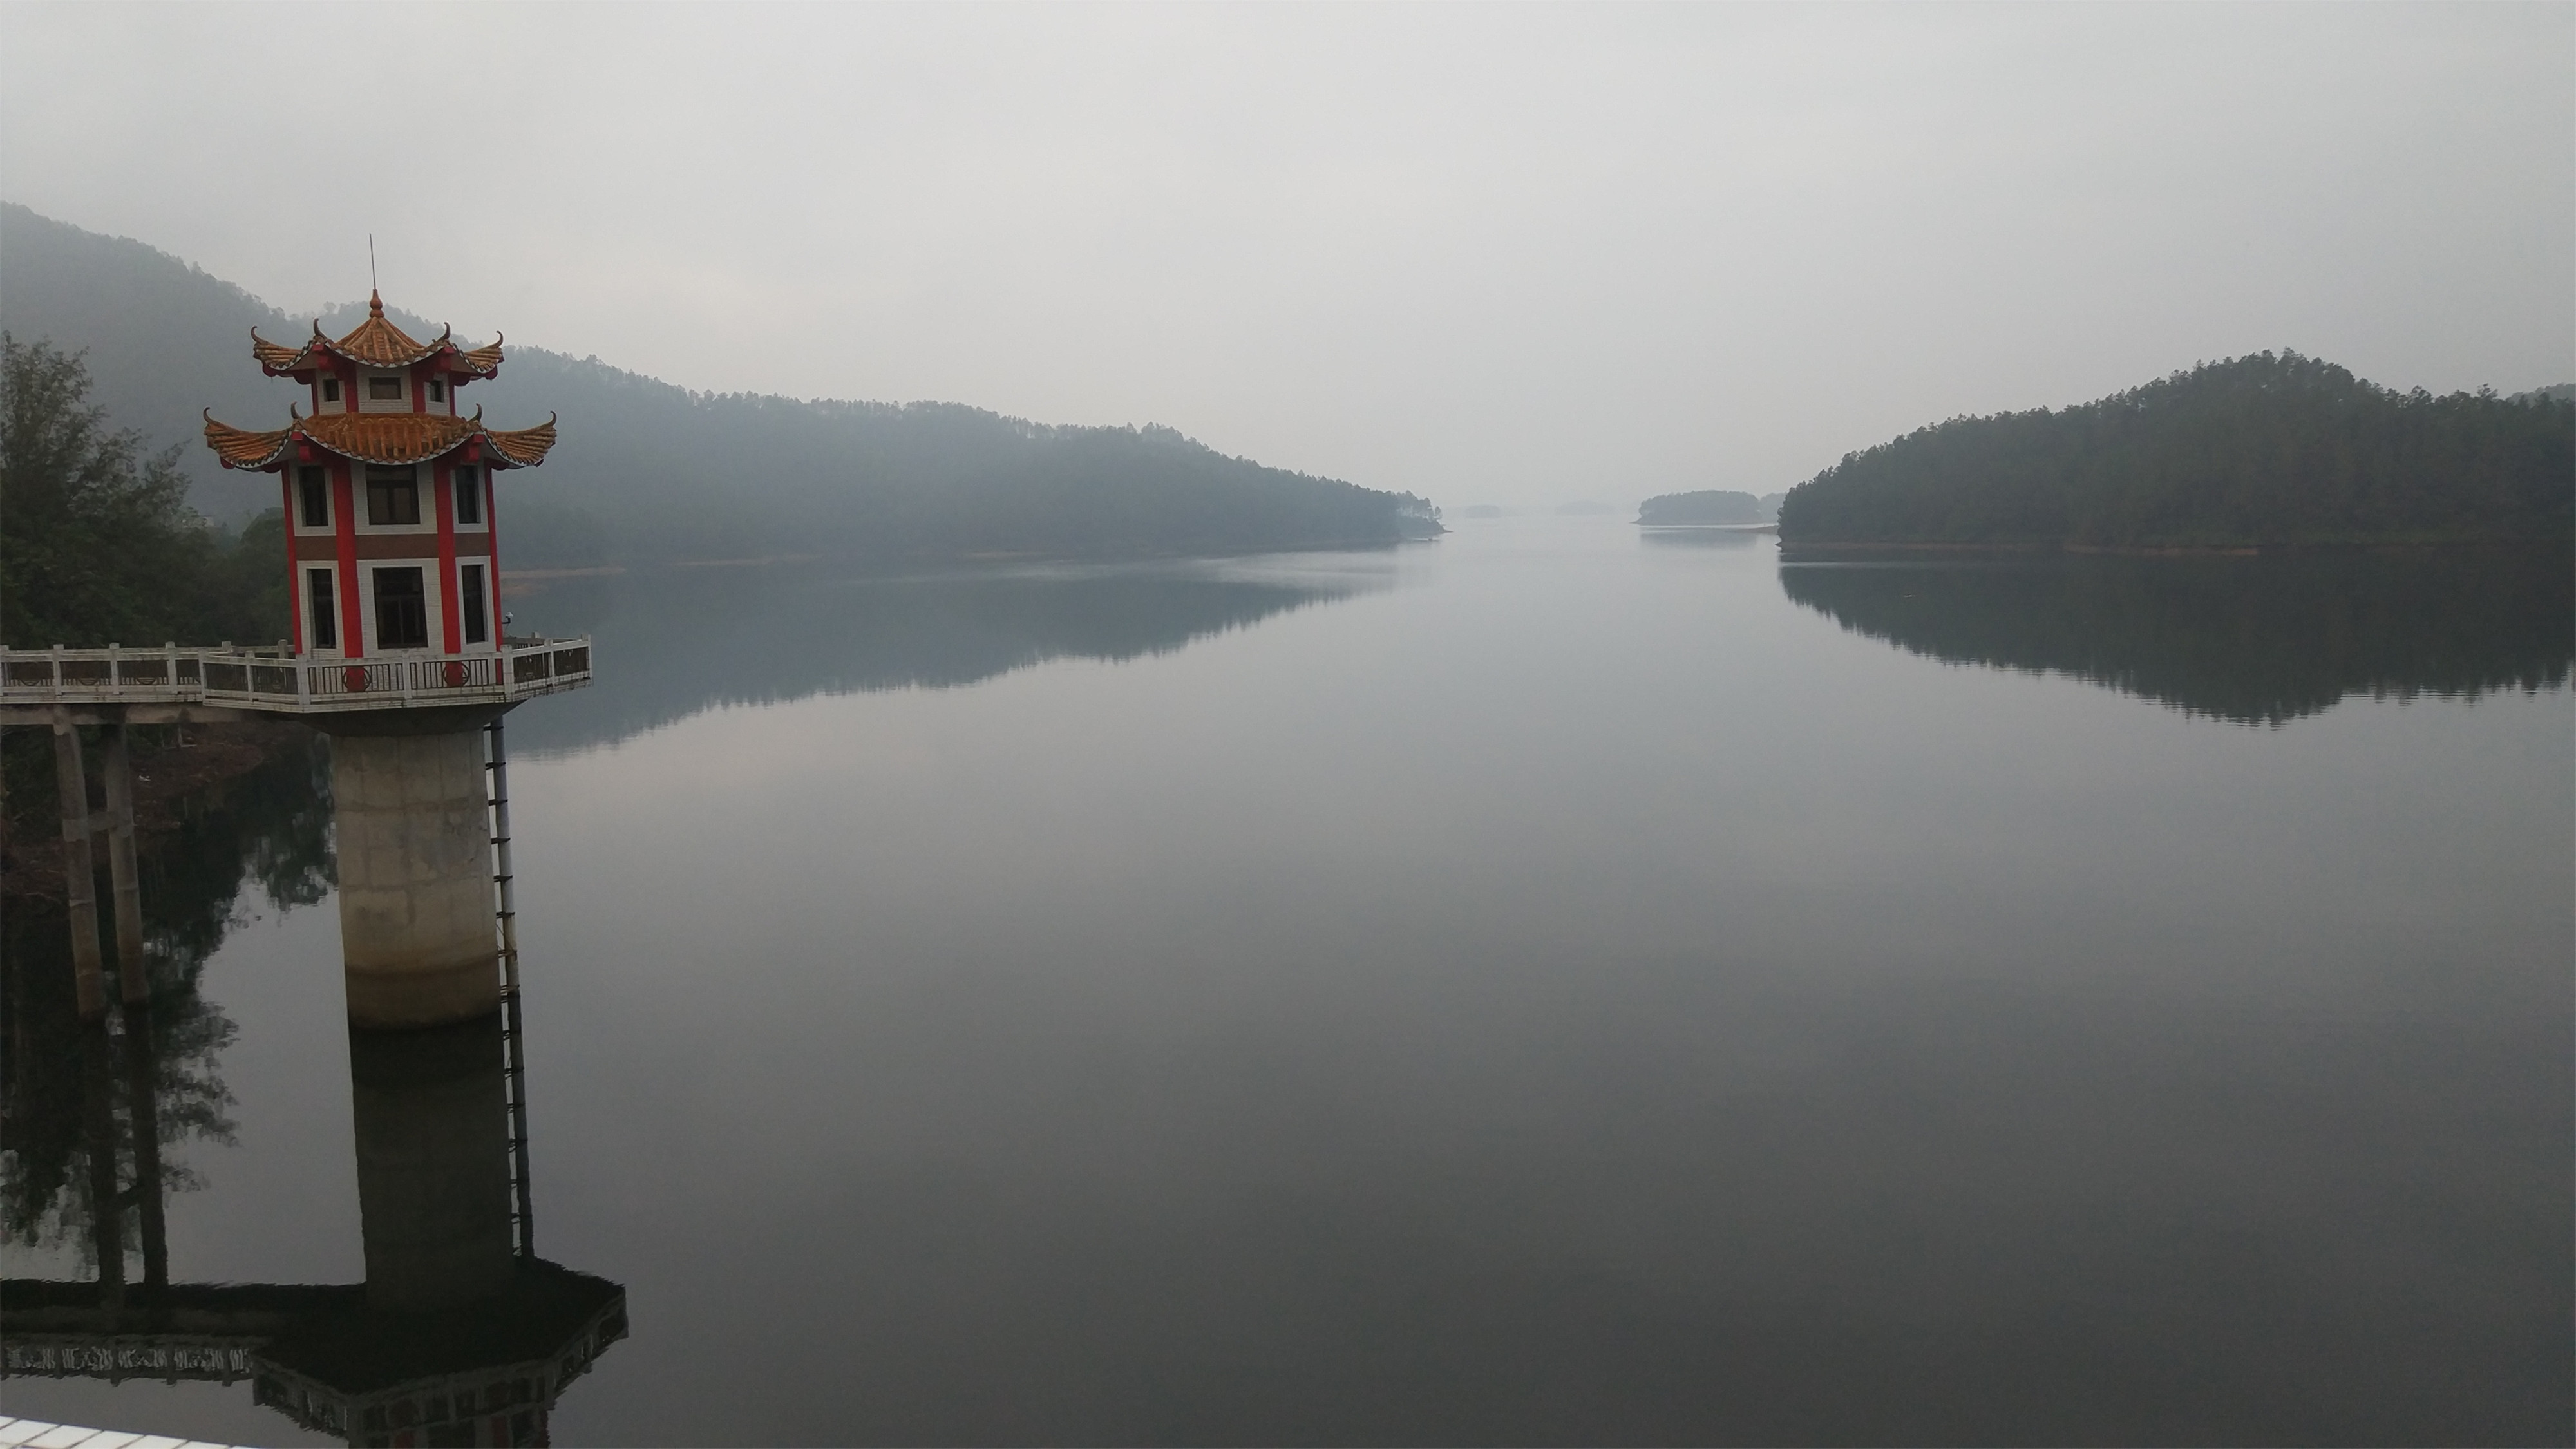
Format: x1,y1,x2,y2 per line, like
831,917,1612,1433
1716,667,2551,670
368,234,377,293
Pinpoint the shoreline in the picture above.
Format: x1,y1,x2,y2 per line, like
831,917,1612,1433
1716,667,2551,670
1778,536,2569,560
1,717,317,900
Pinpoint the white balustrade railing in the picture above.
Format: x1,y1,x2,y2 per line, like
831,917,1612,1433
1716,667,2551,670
0,638,592,714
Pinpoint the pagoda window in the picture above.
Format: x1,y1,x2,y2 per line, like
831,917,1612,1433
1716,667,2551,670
307,569,337,650
365,466,420,526
460,564,489,645
321,377,342,403
372,567,428,650
429,378,446,403
297,466,330,527
453,466,482,525
367,375,404,401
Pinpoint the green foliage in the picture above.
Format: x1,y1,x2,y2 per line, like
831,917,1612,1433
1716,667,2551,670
207,509,296,645
1,336,288,648
1777,353,2576,549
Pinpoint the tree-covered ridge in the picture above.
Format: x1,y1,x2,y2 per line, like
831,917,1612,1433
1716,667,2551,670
451,346,1439,565
0,204,1440,567
1636,489,1781,525
1779,547,2572,725
1777,353,2575,549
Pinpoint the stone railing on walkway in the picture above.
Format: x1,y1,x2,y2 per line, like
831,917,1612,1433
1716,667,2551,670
0,638,592,718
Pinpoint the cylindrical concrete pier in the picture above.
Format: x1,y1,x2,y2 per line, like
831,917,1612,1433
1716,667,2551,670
328,728,499,1029
349,1013,518,1312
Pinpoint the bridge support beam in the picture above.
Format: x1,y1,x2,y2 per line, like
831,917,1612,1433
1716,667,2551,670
52,710,106,1023
328,728,502,1029
102,723,148,1005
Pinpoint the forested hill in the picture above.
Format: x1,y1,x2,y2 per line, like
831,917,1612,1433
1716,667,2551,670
1635,489,1782,526
1777,353,2574,550
0,204,1437,565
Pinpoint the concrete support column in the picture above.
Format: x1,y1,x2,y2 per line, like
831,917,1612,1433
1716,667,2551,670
328,729,499,1029
52,712,104,1023
101,723,147,1005
350,1014,517,1312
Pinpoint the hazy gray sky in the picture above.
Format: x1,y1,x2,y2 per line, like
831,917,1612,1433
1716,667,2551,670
3,3,2568,507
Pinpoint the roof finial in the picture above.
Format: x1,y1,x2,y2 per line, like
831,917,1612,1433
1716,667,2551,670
368,234,381,314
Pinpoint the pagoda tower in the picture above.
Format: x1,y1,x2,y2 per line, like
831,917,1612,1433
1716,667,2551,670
204,292,557,666
199,296,565,1030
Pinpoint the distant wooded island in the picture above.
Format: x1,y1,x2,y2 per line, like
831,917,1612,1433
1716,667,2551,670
0,204,1439,582
1776,353,2574,551
1636,489,1784,526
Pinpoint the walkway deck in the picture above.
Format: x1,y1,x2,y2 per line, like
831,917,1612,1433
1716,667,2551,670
0,639,592,723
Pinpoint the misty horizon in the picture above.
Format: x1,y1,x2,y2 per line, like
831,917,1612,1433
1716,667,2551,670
3,5,2566,510
3,201,2564,521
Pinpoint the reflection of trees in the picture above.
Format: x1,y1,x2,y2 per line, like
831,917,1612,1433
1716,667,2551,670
2,730,333,1255
1779,546,2574,725
504,561,1370,753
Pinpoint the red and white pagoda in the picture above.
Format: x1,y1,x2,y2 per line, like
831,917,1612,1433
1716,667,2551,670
204,293,558,666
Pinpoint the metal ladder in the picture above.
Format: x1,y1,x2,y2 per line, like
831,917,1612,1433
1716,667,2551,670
486,717,536,1260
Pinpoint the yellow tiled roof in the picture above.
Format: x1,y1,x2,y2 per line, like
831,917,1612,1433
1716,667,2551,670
482,415,558,468
249,292,504,379
296,412,482,464
204,416,292,469
202,408,559,471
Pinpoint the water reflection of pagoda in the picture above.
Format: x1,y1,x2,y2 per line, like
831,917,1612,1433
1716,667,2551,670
3,1009,625,1446
2,295,622,1447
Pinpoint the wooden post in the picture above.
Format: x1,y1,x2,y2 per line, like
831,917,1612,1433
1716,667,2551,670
102,721,147,1005
52,710,106,1023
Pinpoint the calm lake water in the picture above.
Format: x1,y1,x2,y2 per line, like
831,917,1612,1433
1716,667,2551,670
6,519,2571,1445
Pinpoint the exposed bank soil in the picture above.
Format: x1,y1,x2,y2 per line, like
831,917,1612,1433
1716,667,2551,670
1,718,316,901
